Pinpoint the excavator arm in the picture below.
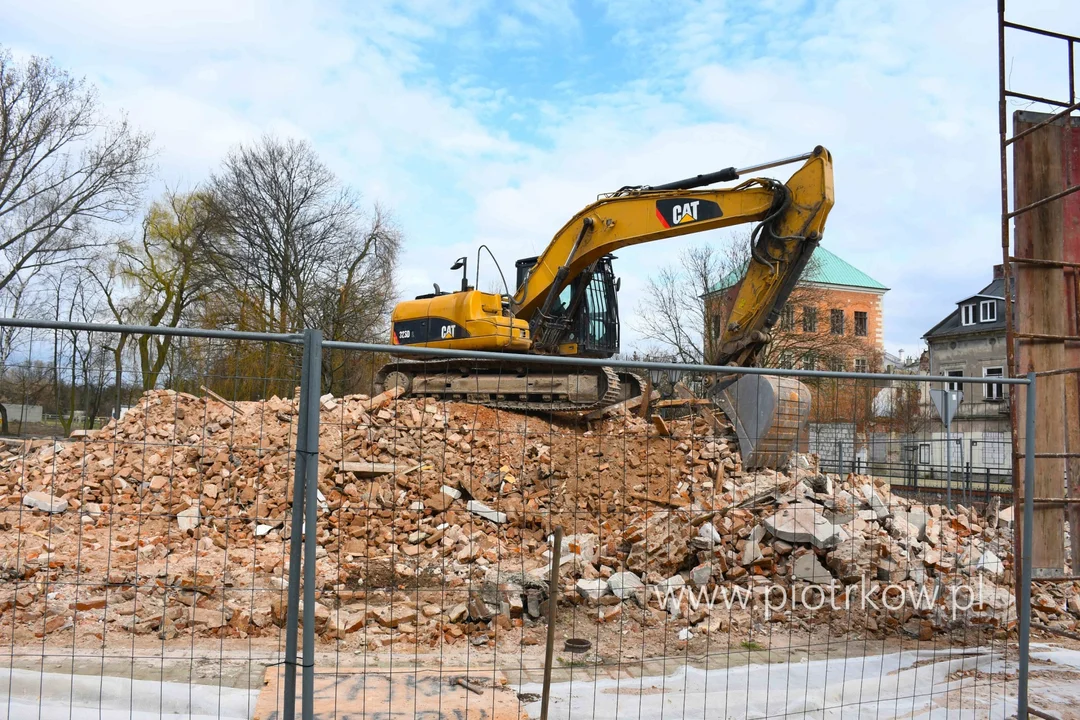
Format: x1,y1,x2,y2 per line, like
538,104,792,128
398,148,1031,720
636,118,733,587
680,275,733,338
513,146,834,364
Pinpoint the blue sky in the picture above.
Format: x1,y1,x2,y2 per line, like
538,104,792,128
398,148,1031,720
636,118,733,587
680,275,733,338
3,0,1080,359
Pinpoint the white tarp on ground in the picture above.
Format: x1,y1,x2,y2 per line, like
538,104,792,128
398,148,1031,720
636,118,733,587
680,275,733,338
519,645,1080,719
0,668,259,720
4,645,1080,719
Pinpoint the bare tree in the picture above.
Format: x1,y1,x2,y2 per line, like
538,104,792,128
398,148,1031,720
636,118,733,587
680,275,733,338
312,203,400,392
47,267,92,434
0,268,45,433
635,243,731,364
207,135,397,335
0,48,152,294
636,235,878,369
204,135,400,397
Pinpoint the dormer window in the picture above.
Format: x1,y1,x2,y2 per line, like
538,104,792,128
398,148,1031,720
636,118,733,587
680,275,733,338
961,304,976,326
980,299,997,322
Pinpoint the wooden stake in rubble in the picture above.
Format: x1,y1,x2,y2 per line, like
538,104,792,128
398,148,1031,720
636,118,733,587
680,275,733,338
540,526,563,720
200,385,249,416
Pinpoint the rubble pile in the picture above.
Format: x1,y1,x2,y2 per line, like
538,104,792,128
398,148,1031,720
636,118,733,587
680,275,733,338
0,388,1071,651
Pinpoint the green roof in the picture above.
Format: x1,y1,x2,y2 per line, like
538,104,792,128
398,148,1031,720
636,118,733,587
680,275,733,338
710,247,887,293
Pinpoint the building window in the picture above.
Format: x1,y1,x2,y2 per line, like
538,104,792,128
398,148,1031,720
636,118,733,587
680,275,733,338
802,352,816,371
854,357,868,373
829,357,845,372
946,369,963,393
778,351,793,369
918,443,931,465
802,306,817,333
780,305,795,332
854,311,868,337
983,366,1004,400
830,309,844,335
961,304,975,326
980,299,997,323
712,313,722,339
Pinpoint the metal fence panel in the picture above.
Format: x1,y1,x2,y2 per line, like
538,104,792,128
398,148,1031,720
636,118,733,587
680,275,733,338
293,341,1030,719
0,322,305,720
0,319,1046,718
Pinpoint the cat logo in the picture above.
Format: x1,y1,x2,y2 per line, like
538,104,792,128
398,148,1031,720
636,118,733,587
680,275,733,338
440,324,455,339
655,198,723,229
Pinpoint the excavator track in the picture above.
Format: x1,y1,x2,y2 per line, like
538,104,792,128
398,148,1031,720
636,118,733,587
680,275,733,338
374,359,645,413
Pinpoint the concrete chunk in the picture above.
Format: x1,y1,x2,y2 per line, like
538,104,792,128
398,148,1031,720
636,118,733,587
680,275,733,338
974,549,1004,577
792,551,832,583
466,500,506,524
563,533,599,563
656,575,685,616
689,563,713,587
697,523,722,545
22,491,67,514
607,571,644,599
741,540,764,566
861,484,891,520
176,506,200,531
763,503,849,549
575,578,609,601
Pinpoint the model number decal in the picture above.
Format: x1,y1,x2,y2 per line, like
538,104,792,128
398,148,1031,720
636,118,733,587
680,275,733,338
392,318,468,345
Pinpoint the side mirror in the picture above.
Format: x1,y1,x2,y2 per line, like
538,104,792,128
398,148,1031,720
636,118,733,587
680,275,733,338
615,277,622,292
433,283,441,294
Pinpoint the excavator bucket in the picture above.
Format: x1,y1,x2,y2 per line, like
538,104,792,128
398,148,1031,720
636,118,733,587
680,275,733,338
716,375,811,470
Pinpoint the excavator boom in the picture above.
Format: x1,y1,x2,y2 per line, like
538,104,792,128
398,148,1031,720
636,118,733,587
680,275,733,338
512,146,833,362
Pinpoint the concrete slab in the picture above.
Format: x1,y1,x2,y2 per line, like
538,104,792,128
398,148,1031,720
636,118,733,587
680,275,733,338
0,668,257,720
254,666,525,719
763,503,850,549
514,647,1027,719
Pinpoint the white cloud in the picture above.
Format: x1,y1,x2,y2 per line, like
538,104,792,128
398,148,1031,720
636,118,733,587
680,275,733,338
4,0,1080,360
459,0,1080,355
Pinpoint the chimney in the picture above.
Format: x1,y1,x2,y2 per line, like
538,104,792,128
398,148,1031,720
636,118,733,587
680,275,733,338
993,264,1004,279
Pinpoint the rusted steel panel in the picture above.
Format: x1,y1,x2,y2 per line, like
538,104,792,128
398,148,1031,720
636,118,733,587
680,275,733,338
1013,110,1068,574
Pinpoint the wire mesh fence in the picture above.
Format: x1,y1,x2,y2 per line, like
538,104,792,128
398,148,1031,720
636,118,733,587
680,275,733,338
0,322,306,720
0,319,1049,719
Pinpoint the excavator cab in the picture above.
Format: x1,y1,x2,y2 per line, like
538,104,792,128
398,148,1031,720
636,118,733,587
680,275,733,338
515,255,620,358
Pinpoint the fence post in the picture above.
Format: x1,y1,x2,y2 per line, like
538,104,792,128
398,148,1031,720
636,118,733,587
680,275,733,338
1018,371,1036,719
967,462,976,507
284,329,320,720
540,526,564,720
301,329,323,720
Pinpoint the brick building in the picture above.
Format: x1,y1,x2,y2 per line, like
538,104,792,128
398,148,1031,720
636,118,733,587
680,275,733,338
705,246,888,372
706,247,889,470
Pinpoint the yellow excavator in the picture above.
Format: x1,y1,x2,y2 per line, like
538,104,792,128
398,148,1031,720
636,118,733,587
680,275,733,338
376,147,834,467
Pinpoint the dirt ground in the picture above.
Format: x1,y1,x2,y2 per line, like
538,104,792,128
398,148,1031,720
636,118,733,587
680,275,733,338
0,604,1031,689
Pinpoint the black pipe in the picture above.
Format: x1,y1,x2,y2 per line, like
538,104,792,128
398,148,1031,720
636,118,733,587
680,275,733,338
532,218,593,331
651,167,739,191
